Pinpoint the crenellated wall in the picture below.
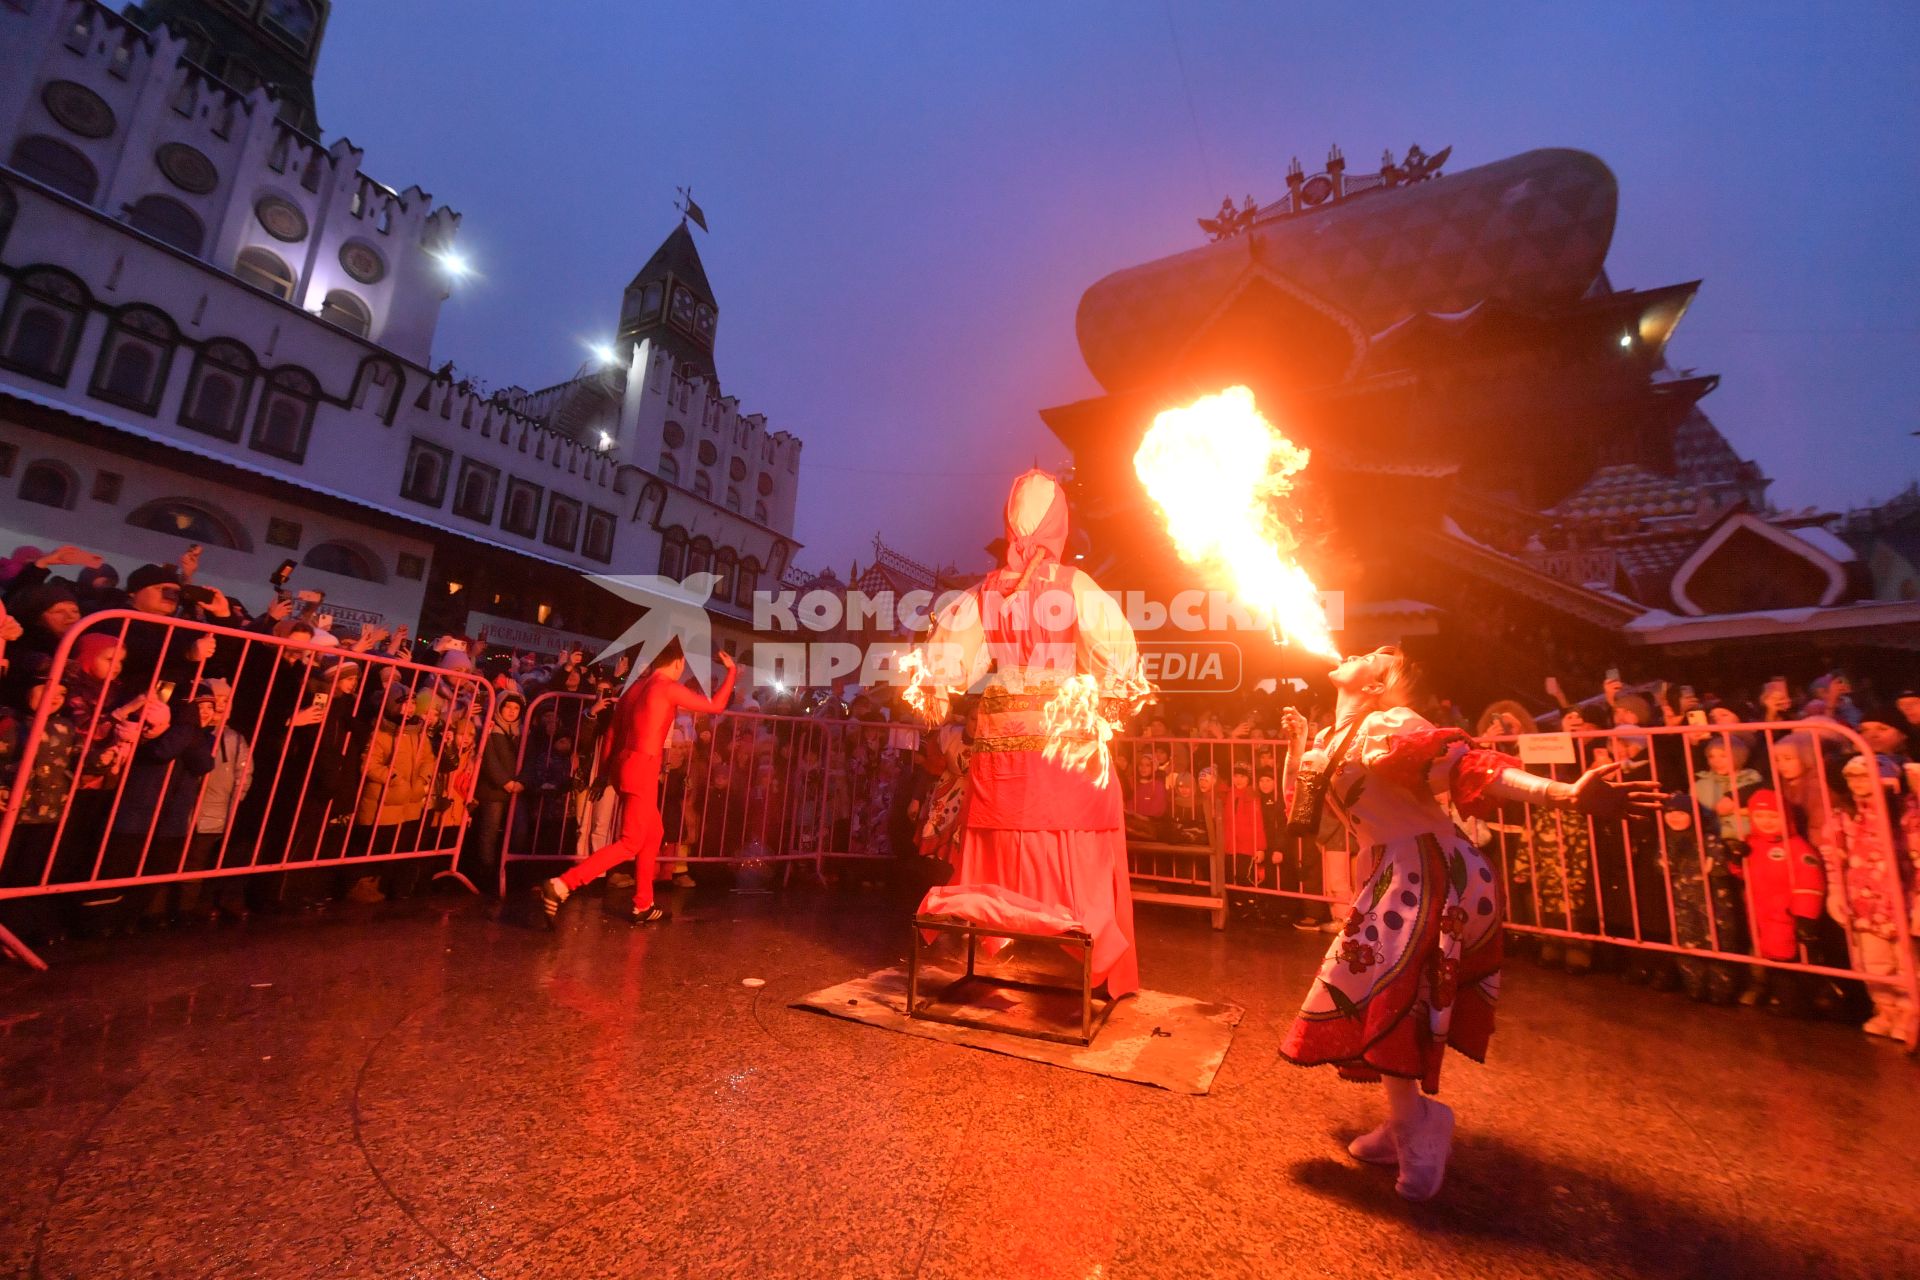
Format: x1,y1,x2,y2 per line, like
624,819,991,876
0,0,458,365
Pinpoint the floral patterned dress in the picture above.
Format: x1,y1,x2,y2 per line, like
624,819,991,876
1281,706,1511,1094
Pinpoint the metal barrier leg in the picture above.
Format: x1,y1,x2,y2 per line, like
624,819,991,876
432,869,480,895
0,921,49,972
1208,834,1228,931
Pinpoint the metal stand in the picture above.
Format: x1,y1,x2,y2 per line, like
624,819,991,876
0,921,48,971
906,914,1118,1046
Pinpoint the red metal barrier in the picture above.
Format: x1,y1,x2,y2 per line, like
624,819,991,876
1110,719,1919,1051
496,691,912,897
1474,719,1919,1049
0,609,496,969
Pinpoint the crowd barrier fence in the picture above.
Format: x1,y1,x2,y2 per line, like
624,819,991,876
495,691,906,898
1109,719,1919,1051
5,630,1915,1058
0,609,497,970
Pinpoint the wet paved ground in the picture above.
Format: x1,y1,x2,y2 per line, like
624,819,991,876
2,884,1917,1280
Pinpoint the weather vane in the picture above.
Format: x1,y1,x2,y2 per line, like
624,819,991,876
674,185,709,233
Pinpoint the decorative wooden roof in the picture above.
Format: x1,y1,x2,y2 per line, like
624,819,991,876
1075,148,1618,393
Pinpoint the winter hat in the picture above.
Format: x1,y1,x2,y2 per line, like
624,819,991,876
187,677,231,703
1661,792,1696,815
10,581,77,627
126,563,180,595
1841,753,1899,781
73,632,123,673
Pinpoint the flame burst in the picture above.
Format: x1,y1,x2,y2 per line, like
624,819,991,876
1133,386,1339,659
1040,675,1118,786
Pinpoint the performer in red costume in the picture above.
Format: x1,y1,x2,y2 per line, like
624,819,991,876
540,641,735,926
906,470,1148,996
1279,645,1657,1200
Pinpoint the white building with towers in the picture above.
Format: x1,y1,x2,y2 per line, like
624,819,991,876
0,0,805,649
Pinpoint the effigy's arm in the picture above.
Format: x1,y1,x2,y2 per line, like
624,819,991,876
1069,570,1151,718
900,588,988,726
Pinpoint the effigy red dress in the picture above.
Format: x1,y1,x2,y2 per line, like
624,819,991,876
913,471,1145,996
1281,706,1515,1093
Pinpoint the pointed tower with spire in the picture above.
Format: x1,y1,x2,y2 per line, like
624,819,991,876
618,221,719,385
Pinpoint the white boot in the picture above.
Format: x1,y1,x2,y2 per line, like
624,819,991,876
1347,1120,1397,1166
1392,1098,1455,1201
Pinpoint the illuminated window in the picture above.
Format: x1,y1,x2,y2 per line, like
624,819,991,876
319,289,370,338
304,540,383,582
234,245,295,300
127,498,248,549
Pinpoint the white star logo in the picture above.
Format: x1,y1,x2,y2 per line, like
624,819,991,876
583,572,721,692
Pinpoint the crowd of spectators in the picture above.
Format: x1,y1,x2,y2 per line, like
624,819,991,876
0,537,932,947
1116,666,1920,1041
3,534,1916,1043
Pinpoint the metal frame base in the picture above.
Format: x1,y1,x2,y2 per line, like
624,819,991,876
906,914,1118,1046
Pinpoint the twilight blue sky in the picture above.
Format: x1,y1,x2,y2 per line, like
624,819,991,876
316,1,1920,576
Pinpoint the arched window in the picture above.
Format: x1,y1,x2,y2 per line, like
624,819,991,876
127,498,249,550
687,536,713,577
734,556,760,609
178,338,255,440
234,245,295,300
544,496,581,551
725,486,741,513
127,194,204,255
319,289,370,338
303,539,383,582
753,499,769,524
1,268,89,384
261,0,321,53
658,525,688,580
89,306,176,412
501,478,543,537
17,460,76,509
453,458,498,521
713,547,737,602
657,452,679,484
351,356,402,422
402,439,451,505
693,470,711,500
9,136,97,203
583,506,615,563
250,367,318,461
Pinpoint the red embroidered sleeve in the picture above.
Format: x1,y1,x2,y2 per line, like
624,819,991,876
1450,748,1522,820
1372,727,1471,795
